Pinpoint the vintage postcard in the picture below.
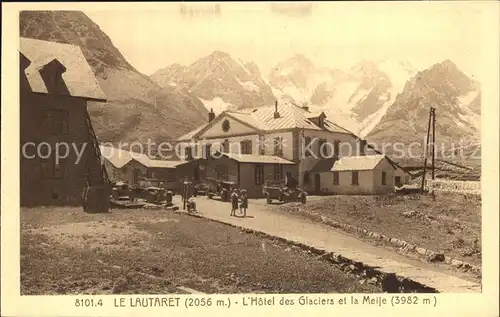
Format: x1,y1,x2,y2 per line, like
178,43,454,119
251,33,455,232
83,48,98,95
1,1,499,316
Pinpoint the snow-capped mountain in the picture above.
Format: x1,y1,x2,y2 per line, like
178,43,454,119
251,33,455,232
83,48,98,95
267,56,420,136
268,54,345,106
150,51,276,114
367,60,481,147
308,58,419,137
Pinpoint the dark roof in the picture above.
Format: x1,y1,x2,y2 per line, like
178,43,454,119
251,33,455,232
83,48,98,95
19,37,106,101
310,159,336,173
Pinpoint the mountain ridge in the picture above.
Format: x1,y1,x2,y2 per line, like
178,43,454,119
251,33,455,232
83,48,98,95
20,10,208,144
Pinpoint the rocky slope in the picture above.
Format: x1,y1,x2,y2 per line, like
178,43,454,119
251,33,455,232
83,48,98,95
367,60,480,144
366,60,481,168
20,10,208,144
150,51,276,114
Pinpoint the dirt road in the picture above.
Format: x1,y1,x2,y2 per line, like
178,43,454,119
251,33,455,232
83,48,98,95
180,196,481,293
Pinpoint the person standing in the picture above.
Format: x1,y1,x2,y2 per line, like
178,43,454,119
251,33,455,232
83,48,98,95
230,189,239,216
239,189,248,217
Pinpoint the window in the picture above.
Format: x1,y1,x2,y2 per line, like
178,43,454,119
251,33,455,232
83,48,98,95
191,145,197,158
274,137,283,156
204,143,212,158
333,140,340,158
42,109,68,135
221,139,229,153
351,171,359,185
184,146,193,160
258,135,266,155
318,139,330,158
273,164,283,180
382,172,387,185
147,170,156,179
305,136,312,157
240,140,252,154
303,171,310,185
255,165,264,185
395,176,402,187
333,171,339,185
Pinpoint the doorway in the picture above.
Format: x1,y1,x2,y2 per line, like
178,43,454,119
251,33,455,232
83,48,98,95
395,176,402,188
314,174,321,193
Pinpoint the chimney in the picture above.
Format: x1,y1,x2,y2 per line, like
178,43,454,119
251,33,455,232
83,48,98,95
302,105,309,112
38,58,70,95
20,53,32,92
360,139,367,156
273,101,280,119
208,108,215,122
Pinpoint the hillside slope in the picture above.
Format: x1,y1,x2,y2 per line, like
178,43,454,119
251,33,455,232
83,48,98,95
20,10,208,144
150,51,276,113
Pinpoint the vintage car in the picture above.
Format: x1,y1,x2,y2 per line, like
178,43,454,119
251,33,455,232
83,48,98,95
194,181,210,196
206,178,237,202
262,180,307,204
110,181,172,207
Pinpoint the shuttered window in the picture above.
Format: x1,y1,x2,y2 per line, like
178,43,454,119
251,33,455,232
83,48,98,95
333,171,339,185
351,171,359,185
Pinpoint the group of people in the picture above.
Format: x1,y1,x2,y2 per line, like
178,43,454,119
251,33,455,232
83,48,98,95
230,188,248,217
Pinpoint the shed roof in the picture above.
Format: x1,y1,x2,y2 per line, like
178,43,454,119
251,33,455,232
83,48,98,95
100,145,183,169
331,155,395,172
19,37,106,101
221,152,295,165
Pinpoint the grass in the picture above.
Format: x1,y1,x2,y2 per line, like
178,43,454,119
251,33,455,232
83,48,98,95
21,207,381,295
275,193,481,266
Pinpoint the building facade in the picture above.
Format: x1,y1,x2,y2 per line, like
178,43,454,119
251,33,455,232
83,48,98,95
176,103,382,195
20,38,107,207
318,155,396,195
100,145,182,190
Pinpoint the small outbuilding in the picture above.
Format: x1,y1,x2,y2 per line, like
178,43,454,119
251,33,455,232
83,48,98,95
318,155,396,195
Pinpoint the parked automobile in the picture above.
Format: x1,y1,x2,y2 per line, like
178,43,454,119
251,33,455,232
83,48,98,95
262,180,307,204
194,181,210,196
206,178,237,202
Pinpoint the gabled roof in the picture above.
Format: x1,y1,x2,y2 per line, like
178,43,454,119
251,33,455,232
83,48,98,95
177,103,353,141
220,152,295,165
331,155,395,172
177,123,210,142
19,37,106,101
100,146,183,169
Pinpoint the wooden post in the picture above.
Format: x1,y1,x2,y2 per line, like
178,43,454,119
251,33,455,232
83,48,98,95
421,107,433,194
182,182,187,210
431,108,436,181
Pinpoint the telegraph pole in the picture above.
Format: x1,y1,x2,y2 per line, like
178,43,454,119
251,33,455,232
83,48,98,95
421,107,435,194
431,108,436,181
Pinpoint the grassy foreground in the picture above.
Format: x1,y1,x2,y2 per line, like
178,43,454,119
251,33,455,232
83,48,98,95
275,193,481,266
21,207,381,295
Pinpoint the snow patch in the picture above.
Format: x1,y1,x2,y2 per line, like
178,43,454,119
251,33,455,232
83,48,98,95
236,59,251,76
458,91,480,107
199,97,234,115
236,78,260,92
377,59,416,91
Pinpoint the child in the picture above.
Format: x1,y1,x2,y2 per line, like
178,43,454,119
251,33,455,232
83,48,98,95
230,189,239,216
239,189,248,217
187,196,196,213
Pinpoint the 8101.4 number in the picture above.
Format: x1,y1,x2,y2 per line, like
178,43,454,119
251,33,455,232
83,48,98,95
75,299,103,307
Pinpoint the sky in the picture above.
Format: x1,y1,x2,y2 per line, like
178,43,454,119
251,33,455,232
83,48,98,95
85,2,484,80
